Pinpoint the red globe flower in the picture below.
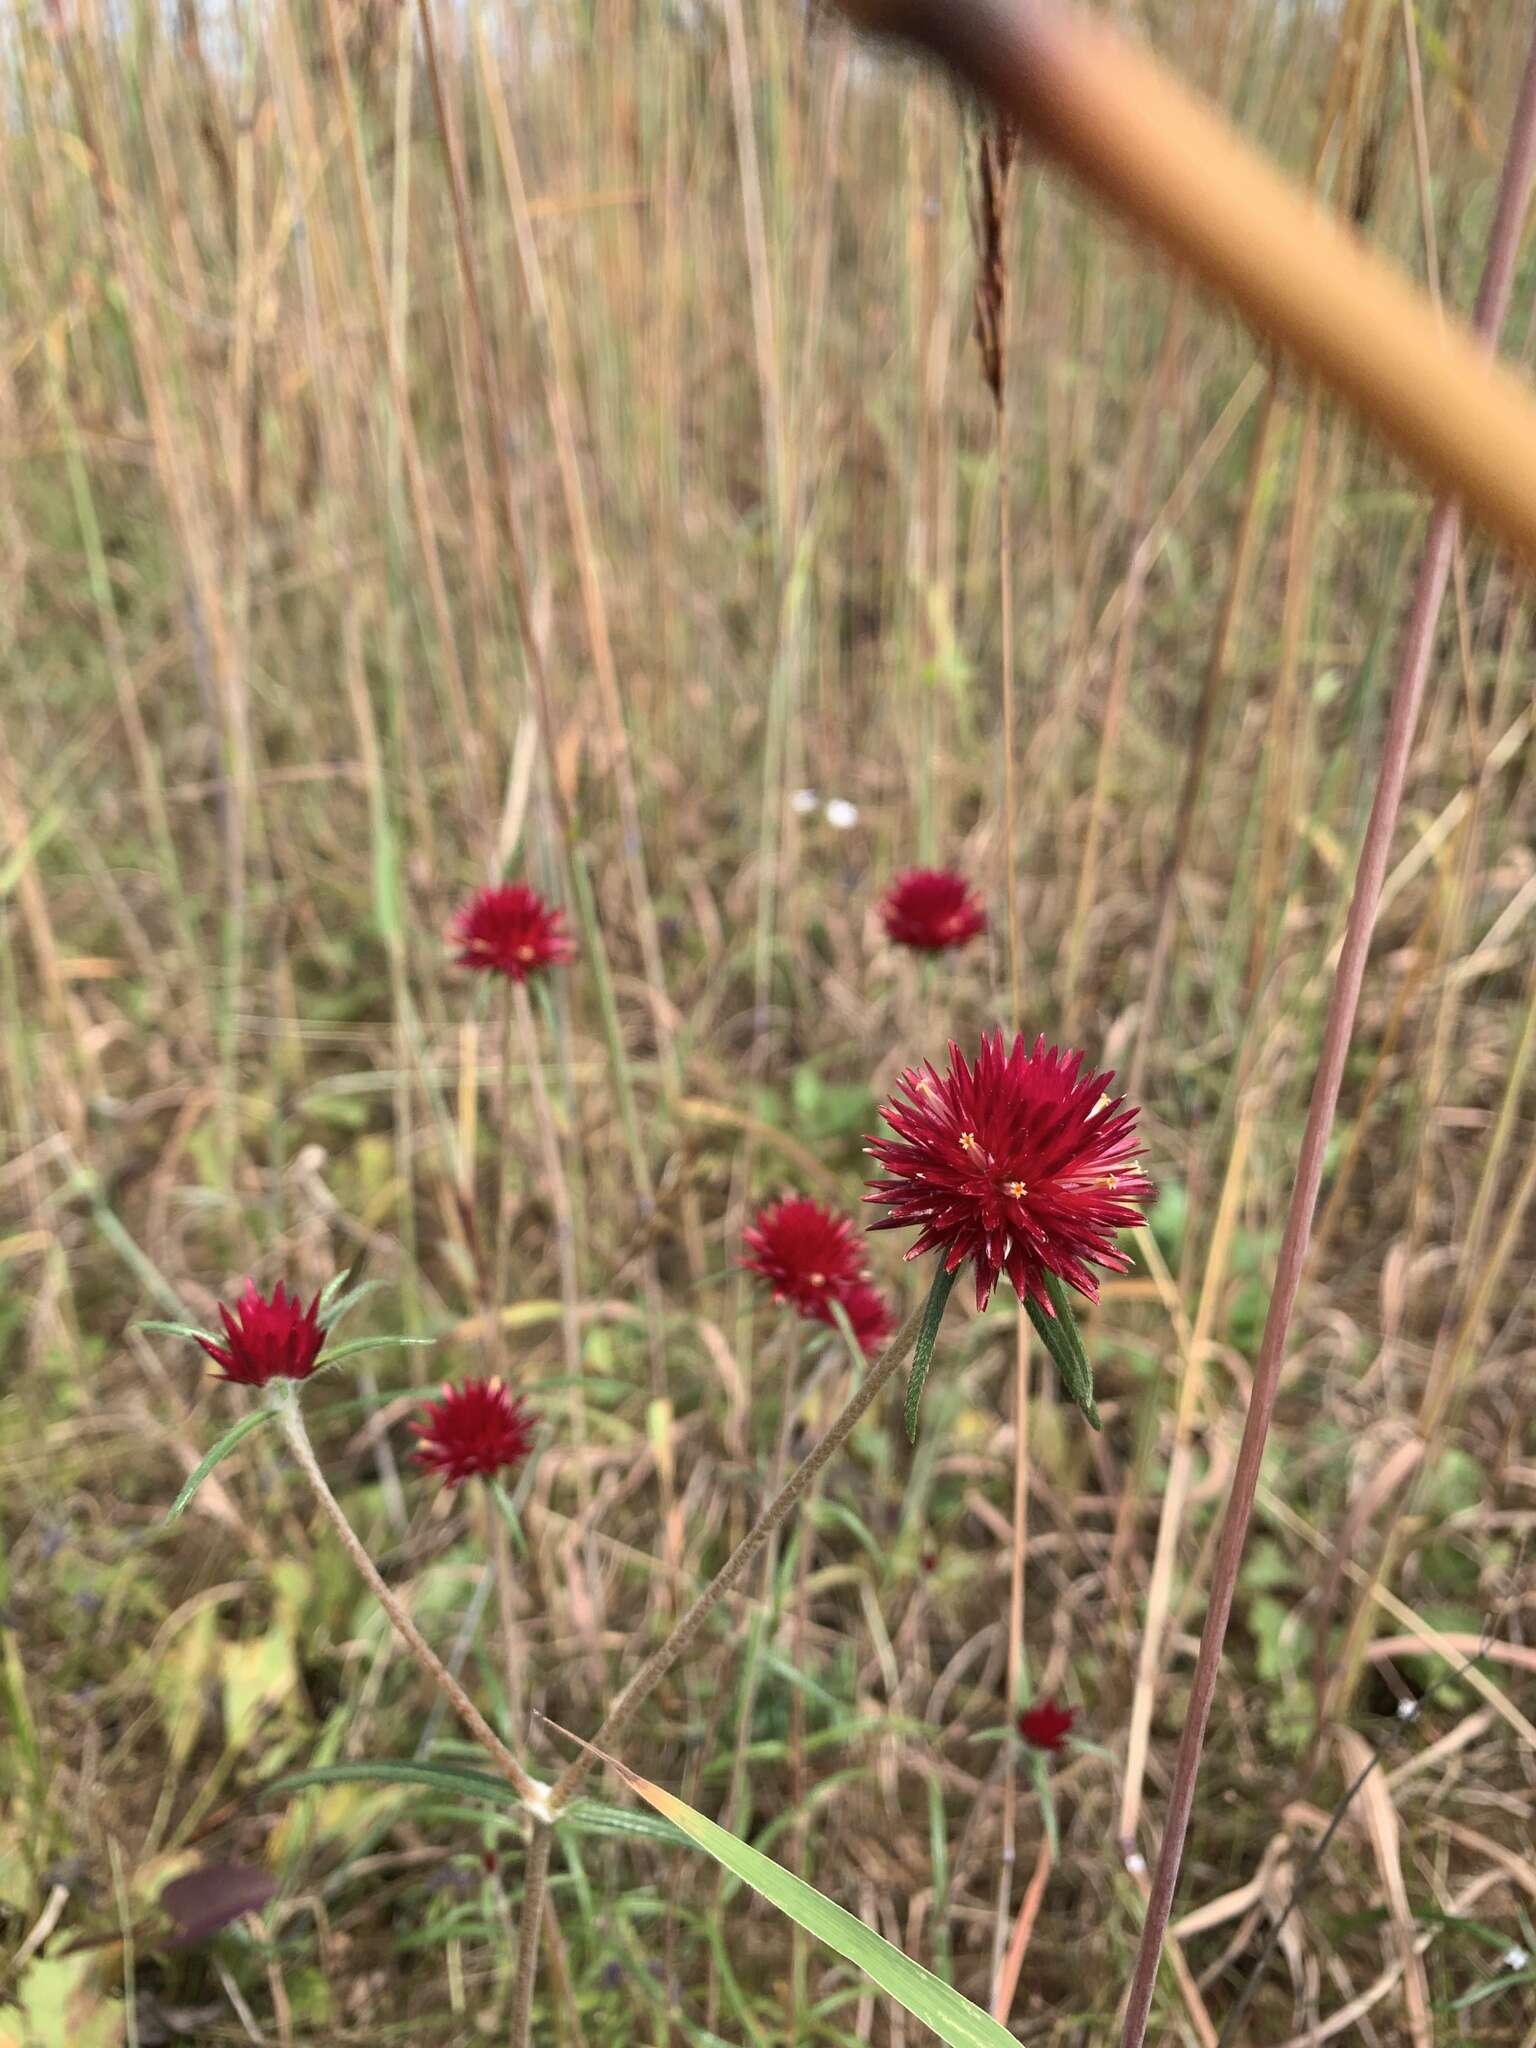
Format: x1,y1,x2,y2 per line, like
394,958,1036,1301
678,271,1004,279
741,1197,868,1321
865,1030,1151,1313
880,869,987,953
1017,1699,1075,1753
821,1278,896,1355
412,1377,536,1487
451,883,575,984
196,1281,326,1387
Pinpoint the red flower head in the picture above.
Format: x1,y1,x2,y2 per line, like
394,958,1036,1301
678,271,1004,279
1017,1699,1075,1753
880,869,987,953
196,1281,326,1387
741,1196,868,1322
451,883,575,984
412,1377,536,1487
865,1030,1152,1314
823,1278,896,1355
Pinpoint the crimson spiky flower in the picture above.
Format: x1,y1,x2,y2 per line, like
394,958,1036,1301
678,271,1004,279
865,1031,1151,1314
880,869,987,953
741,1196,868,1322
1017,1699,1075,1753
196,1281,326,1388
824,1278,896,1355
411,1377,536,1487
450,882,575,984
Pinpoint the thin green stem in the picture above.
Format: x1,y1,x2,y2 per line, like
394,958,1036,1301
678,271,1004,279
545,1292,930,1814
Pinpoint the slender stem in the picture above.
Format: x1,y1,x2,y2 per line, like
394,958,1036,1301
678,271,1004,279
276,1392,547,1815
511,981,584,1449
492,981,516,1332
546,1295,928,1814
509,1822,551,2048
485,1479,524,1741
1118,24,1536,2042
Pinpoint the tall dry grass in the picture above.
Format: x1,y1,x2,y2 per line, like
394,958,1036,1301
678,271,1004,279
1,0,1534,2041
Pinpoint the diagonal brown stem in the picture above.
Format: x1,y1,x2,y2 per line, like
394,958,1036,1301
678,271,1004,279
545,1296,927,1814
277,1393,547,1816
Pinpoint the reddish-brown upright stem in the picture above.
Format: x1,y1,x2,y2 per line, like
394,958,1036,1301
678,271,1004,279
1118,24,1536,2042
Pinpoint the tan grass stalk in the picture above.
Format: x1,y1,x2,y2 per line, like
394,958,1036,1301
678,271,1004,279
1117,1094,1254,1856
839,0,1536,564
312,0,485,835
469,12,680,1095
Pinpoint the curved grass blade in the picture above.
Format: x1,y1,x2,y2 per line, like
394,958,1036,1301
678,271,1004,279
165,1408,280,1522
594,1749,1017,2048
903,1263,959,1443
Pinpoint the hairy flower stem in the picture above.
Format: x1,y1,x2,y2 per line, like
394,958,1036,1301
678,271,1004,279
277,1393,548,1817
545,1295,927,1814
511,981,584,1454
508,1822,551,2048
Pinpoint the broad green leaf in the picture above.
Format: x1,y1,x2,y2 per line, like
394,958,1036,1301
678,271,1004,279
602,1754,1018,2048
165,1408,280,1522
903,1264,959,1443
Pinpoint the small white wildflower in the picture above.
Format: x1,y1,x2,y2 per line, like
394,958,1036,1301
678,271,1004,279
790,787,819,816
1125,1851,1147,1877
824,798,860,830
1396,1696,1420,1721
1502,1946,1531,1972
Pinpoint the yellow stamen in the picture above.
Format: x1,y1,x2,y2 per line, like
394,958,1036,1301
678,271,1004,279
959,1131,979,1152
1004,1180,1027,1198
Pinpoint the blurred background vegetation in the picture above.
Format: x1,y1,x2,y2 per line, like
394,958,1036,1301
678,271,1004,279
1,0,1533,2040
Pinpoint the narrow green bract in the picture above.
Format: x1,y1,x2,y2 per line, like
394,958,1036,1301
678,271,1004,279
1026,1270,1100,1429
903,1262,959,1443
164,1407,282,1523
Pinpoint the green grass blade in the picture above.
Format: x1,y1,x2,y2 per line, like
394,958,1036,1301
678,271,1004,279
165,1408,281,1522
607,1756,1018,2047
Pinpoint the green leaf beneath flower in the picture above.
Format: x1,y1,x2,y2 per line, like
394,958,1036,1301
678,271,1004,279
903,1263,959,1443
1026,1272,1100,1428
